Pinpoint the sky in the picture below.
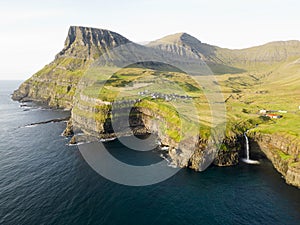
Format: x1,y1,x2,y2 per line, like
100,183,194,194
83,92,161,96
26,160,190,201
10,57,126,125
0,0,299,80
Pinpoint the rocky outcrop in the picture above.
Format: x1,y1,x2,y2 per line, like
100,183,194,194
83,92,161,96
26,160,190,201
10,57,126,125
213,137,241,167
56,26,131,60
249,132,300,188
63,119,74,136
24,116,70,127
188,137,240,170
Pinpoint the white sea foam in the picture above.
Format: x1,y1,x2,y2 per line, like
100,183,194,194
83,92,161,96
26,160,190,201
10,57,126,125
67,142,88,147
161,146,169,151
23,124,38,128
242,158,260,164
99,137,116,142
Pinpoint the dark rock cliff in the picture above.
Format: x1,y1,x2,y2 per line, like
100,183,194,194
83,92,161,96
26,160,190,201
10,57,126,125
249,132,300,188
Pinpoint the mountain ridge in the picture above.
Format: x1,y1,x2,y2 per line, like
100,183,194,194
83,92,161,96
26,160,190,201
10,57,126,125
12,26,300,108
148,32,300,67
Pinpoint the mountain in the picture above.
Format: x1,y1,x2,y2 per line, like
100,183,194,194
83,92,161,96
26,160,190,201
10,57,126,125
147,32,245,74
147,32,216,61
12,26,132,109
13,27,300,108
148,33,300,73
56,26,132,60
215,40,300,71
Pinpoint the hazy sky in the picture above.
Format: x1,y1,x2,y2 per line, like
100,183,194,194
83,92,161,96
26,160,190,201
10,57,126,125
1,0,299,80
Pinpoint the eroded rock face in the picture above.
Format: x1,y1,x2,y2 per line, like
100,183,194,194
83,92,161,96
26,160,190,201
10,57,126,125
213,137,241,167
250,132,300,188
56,26,131,60
189,137,240,171
63,120,74,137
70,94,241,169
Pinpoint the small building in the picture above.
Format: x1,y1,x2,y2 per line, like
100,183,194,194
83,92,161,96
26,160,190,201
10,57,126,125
266,113,282,119
259,109,267,114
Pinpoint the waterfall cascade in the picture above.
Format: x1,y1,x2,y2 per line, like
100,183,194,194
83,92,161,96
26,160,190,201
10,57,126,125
242,131,260,164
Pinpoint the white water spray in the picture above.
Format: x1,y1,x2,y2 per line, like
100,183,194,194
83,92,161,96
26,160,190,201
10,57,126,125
242,131,260,164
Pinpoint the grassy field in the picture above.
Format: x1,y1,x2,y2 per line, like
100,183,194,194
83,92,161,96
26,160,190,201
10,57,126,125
217,56,300,139
77,66,213,141
75,55,300,143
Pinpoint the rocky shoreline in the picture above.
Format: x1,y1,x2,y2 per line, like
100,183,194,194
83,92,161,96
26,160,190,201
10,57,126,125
14,93,299,188
23,116,71,127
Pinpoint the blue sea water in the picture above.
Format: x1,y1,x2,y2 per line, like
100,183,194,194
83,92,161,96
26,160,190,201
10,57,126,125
0,80,299,225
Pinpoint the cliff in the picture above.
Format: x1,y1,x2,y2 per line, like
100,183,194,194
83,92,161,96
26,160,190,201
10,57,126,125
249,132,300,188
70,92,240,169
56,26,131,60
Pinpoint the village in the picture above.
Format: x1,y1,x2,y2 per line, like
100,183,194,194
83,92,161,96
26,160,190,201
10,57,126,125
110,90,192,107
138,90,192,101
259,109,285,119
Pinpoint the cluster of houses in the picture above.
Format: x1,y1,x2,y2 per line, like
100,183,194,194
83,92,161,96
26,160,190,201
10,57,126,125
110,90,192,107
138,90,192,101
259,109,284,119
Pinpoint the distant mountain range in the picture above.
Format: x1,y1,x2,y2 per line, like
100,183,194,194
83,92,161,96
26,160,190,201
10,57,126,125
12,26,300,107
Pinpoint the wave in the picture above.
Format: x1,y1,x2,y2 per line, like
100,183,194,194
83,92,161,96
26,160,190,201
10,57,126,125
67,141,89,147
99,137,116,142
23,124,38,128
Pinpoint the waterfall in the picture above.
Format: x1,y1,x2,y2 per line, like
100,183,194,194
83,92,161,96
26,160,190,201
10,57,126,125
242,131,260,164
244,132,250,160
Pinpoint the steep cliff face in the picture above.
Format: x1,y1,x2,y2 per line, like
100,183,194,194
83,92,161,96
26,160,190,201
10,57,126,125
12,26,131,109
71,93,240,169
56,26,131,60
250,132,300,188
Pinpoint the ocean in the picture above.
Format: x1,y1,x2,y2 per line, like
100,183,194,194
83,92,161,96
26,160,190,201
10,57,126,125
0,80,299,225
